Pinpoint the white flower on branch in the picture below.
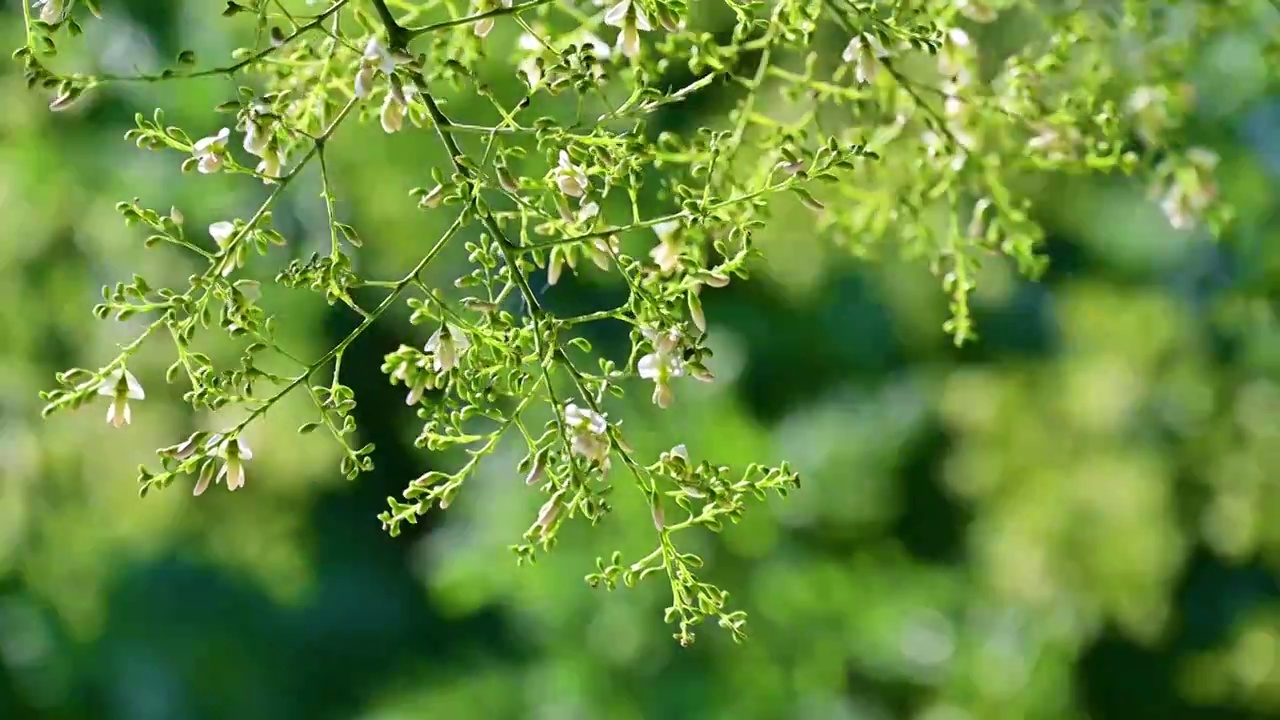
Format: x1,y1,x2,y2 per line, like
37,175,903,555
842,33,888,85
96,367,145,428
32,0,63,24
255,148,286,183
208,221,244,277
650,220,683,273
638,327,685,409
554,150,589,197
425,323,471,373
355,37,397,99
604,0,652,59
564,403,611,468
192,127,231,174
381,93,406,133
211,436,253,493
243,114,271,157
474,0,514,39
519,56,543,90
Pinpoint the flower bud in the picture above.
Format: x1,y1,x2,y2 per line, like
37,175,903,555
688,289,706,333
525,455,545,486
418,184,445,209
536,495,561,534
701,271,731,288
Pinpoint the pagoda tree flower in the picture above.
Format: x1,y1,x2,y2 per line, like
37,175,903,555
32,0,63,24
204,436,253,493
650,220,683,273
191,127,231,174
518,56,543,90
638,327,686,409
381,84,415,134
474,0,513,38
842,33,888,85
553,150,588,197
604,0,652,59
255,147,286,183
425,323,471,372
242,110,272,157
564,403,611,468
208,221,245,276
96,367,145,428
354,37,397,98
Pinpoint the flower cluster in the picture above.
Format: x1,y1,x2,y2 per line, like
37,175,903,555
25,0,1230,645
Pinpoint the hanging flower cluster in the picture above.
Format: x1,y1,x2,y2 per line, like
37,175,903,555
25,0,1231,645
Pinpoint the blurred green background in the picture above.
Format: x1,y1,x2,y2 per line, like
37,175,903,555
4,2,1280,719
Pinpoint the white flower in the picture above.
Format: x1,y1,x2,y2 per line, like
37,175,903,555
363,37,396,74
519,56,543,90
405,375,431,405
354,65,376,99
425,323,471,372
381,91,407,133
354,37,396,98
192,127,231,174
577,200,601,224
242,116,271,157
842,34,888,85
638,327,685,409
554,150,588,197
604,0,652,59
474,0,513,38
214,437,253,492
209,221,243,276
33,0,62,24
650,220,682,273
564,403,611,467
956,0,998,23
255,149,286,183
209,221,236,250
96,367,144,428
518,32,543,52
578,32,613,60
586,236,619,271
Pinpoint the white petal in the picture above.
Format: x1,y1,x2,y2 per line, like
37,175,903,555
634,8,652,31
124,369,145,399
638,353,661,379
193,466,213,496
354,66,375,99
208,221,236,246
196,154,224,174
97,368,123,396
604,1,630,28
447,323,471,351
